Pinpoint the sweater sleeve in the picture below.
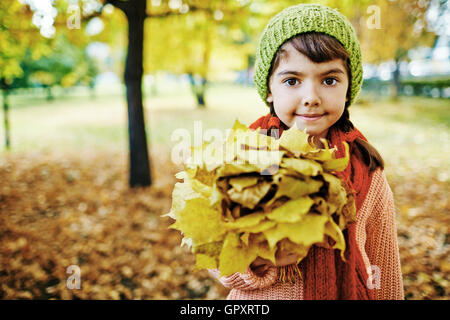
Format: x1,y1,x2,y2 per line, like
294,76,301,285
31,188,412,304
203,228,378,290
364,170,405,300
208,266,278,291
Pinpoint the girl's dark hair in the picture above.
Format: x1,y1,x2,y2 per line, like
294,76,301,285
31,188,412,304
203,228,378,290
266,32,384,171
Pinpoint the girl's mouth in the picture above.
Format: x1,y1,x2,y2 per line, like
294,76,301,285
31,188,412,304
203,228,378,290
295,114,324,121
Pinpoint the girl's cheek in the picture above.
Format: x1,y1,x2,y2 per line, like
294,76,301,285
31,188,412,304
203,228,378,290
274,102,289,117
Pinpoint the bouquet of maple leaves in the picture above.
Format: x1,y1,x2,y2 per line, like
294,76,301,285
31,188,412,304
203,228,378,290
165,120,356,277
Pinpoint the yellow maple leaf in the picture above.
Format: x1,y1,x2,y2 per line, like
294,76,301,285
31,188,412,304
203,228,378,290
227,181,272,209
218,232,275,276
322,172,348,214
278,126,315,156
268,175,323,205
323,218,347,261
223,211,267,229
263,214,328,250
195,253,217,270
228,176,259,192
169,198,225,246
265,197,314,223
280,157,323,176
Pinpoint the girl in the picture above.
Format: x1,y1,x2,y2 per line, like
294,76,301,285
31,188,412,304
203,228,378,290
210,3,404,300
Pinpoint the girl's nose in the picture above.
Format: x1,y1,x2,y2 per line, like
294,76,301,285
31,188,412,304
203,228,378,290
301,83,321,107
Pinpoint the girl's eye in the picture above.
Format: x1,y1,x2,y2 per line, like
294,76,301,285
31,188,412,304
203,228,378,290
324,78,338,86
284,78,298,86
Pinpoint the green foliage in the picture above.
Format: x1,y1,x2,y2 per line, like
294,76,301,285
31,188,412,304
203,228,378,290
401,76,450,89
0,0,52,81
144,0,263,80
9,34,98,90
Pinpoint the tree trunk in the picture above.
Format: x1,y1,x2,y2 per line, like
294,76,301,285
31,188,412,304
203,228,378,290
46,86,53,101
246,54,254,85
392,59,401,99
2,86,10,151
89,81,96,100
188,73,207,108
123,0,151,187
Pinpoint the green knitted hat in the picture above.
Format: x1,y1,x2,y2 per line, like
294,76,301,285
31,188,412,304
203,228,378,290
254,3,363,107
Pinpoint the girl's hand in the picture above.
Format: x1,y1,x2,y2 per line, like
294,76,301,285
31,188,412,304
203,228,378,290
274,249,301,267
250,257,274,277
250,250,301,276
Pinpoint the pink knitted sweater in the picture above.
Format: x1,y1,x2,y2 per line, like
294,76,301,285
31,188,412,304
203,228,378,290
209,168,404,300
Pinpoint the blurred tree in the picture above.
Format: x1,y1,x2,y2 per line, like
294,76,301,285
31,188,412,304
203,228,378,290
144,1,254,108
100,0,257,186
0,0,53,150
104,0,152,187
357,0,436,98
0,0,117,151
12,35,98,100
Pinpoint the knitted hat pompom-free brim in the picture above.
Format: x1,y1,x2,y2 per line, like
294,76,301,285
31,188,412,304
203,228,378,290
254,3,363,108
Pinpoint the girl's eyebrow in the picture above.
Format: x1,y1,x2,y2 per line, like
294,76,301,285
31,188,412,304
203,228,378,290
276,68,345,77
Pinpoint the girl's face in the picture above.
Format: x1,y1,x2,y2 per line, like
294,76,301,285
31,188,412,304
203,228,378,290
267,43,349,144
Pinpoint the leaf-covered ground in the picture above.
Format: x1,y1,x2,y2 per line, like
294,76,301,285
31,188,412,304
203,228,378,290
0,148,229,299
0,146,448,300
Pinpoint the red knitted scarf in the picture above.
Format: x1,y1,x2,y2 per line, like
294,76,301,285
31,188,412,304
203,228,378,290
249,113,375,300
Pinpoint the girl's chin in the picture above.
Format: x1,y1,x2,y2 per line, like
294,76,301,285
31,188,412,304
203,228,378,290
284,119,323,137
292,121,326,138
293,120,315,132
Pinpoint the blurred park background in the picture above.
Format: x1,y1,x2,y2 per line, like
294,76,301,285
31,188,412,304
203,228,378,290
0,0,449,300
